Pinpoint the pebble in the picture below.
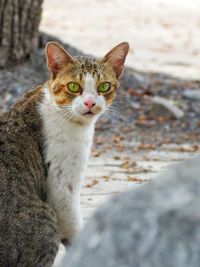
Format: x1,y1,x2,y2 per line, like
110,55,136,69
149,96,184,119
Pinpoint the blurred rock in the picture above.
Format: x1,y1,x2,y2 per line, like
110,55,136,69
58,155,200,267
149,96,184,119
183,89,200,101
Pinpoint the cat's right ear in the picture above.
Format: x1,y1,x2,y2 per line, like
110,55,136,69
102,42,129,79
45,42,73,78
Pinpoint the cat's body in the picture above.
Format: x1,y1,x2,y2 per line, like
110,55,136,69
0,42,129,266
0,87,59,266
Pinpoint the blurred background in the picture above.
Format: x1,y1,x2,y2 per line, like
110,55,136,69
41,0,200,79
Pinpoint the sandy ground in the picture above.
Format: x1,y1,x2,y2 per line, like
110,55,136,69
40,0,200,79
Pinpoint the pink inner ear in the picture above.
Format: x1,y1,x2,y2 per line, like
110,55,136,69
48,56,59,72
46,42,73,75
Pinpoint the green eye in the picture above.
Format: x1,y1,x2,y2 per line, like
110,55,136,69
98,82,111,93
67,82,81,93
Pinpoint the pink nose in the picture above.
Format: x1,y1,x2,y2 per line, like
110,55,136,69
84,99,96,109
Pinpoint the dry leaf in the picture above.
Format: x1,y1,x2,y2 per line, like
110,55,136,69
128,176,148,183
113,155,121,160
85,179,99,188
103,175,109,182
92,151,101,157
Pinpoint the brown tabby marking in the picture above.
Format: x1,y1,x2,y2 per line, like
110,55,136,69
0,87,59,267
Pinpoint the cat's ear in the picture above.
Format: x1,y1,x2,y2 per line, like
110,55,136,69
103,42,129,78
45,42,73,78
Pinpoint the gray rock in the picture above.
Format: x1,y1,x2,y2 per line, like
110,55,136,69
149,96,184,119
183,89,200,101
59,155,200,267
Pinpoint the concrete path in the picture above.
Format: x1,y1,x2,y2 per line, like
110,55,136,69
83,144,199,222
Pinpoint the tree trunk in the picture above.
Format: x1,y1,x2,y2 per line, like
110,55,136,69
0,0,43,67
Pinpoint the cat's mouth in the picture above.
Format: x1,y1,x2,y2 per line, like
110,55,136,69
83,111,95,116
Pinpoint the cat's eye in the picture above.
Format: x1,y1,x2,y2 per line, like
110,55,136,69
67,82,81,93
98,82,111,93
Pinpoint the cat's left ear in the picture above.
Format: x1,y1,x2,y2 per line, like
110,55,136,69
45,42,73,78
102,42,129,78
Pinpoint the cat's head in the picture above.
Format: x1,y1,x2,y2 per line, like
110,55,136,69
45,41,129,124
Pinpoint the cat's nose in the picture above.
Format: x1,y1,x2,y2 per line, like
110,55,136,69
84,99,96,109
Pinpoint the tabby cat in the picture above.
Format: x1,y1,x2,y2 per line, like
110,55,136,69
0,41,129,266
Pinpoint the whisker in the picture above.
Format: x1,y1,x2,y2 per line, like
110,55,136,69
103,113,116,127
107,112,120,121
53,108,74,123
104,109,120,126
107,107,121,116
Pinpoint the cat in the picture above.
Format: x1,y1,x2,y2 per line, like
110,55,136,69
0,41,129,266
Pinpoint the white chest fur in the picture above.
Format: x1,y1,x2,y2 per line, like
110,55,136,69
39,90,95,241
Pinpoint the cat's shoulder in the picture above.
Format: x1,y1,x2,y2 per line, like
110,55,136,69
0,85,45,140
13,85,44,112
